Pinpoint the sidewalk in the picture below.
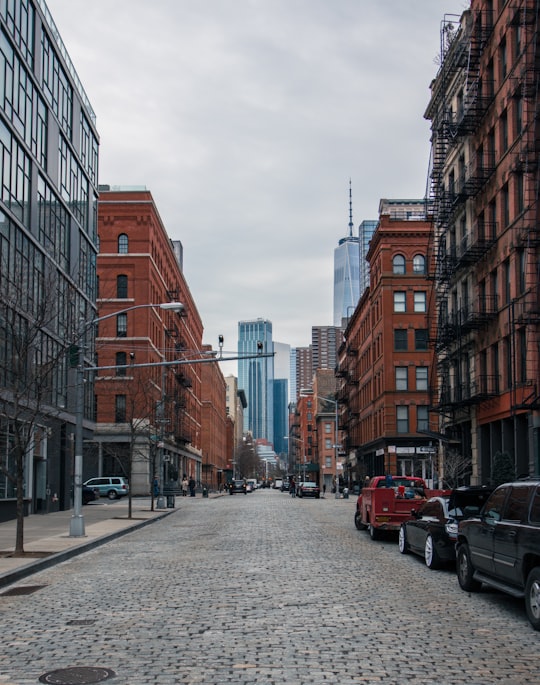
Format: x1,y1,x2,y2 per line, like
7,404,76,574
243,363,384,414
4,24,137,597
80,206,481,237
0,496,182,589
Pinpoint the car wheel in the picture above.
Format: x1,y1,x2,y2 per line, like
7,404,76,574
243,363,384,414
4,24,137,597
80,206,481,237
424,534,440,569
354,511,367,531
107,490,118,500
368,523,380,541
456,544,481,592
398,526,408,554
524,567,540,630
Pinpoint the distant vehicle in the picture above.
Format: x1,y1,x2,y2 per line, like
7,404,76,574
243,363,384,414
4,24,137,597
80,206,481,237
84,476,129,500
297,482,320,499
229,479,247,495
456,479,540,630
246,479,258,492
82,485,98,505
273,479,283,490
398,486,493,569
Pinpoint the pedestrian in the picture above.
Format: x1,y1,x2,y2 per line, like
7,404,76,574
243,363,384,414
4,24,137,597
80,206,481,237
322,483,326,497
153,478,159,498
182,475,189,497
289,479,296,497
188,476,196,497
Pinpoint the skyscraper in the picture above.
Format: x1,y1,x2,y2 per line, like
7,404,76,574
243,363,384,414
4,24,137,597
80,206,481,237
238,319,274,444
334,182,360,327
359,219,378,295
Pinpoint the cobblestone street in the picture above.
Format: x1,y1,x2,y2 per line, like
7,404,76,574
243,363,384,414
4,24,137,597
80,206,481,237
0,490,537,685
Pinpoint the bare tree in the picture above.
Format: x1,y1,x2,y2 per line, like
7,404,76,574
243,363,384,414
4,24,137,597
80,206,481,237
0,265,73,555
442,448,472,489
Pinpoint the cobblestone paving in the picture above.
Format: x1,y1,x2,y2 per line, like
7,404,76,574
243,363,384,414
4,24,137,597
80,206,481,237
0,491,537,684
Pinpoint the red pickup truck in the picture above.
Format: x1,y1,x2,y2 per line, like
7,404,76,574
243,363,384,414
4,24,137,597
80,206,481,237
355,475,435,540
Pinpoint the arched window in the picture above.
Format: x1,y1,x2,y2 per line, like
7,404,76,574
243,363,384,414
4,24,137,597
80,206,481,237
413,254,426,274
117,274,128,298
393,254,406,274
118,233,128,254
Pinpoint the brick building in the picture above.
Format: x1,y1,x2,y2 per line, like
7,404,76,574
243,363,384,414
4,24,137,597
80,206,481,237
338,202,439,485
94,187,205,495
201,345,228,491
425,1,540,482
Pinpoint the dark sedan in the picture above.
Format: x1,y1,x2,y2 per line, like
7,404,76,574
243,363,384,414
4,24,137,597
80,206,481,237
229,479,247,495
398,486,493,569
82,485,98,505
297,482,320,498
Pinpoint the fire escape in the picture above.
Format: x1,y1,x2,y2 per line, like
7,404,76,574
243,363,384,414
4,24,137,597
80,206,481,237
426,10,497,425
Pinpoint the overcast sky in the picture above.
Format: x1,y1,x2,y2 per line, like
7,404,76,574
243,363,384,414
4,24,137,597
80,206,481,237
47,0,468,374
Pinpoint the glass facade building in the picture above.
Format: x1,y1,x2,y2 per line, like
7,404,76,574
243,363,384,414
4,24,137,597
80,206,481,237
333,235,360,327
359,219,378,295
0,0,99,519
238,319,274,444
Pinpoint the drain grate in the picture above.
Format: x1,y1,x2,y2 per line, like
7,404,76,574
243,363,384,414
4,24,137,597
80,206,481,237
1,584,46,596
67,619,96,626
39,666,116,684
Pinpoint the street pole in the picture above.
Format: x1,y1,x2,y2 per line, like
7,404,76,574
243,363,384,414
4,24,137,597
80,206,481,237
334,400,339,500
69,345,85,537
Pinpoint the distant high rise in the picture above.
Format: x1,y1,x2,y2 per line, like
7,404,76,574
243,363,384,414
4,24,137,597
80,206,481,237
273,342,290,456
334,181,360,326
294,346,313,396
359,219,378,295
238,319,274,444
312,326,339,373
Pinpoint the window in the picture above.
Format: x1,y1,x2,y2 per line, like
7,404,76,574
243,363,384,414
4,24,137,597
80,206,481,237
394,292,406,312
516,96,523,135
325,438,332,450
417,406,429,432
117,313,127,337
396,367,408,391
414,292,426,312
501,110,508,152
396,406,409,433
393,254,406,274
118,234,128,253
416,366,428,391
413,254,426,274
502,184,510,227
503,259,511,304
500,38,507,79
517,250,526,295
415,329,428,351
395,329,408,351
518,328,527,383
324,423,332,434
117,274,128,299
116,351,127,376
115,395,126,422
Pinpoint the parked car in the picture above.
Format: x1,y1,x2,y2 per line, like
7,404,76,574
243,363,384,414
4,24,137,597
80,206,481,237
83,476,129,500
82,485,98,505
398,486,493,569
297,482,320,498
456,479,540,630
229,479,247,495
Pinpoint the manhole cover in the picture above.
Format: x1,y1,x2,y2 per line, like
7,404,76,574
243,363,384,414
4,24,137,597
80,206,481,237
1,585,46,596
38,667,116,684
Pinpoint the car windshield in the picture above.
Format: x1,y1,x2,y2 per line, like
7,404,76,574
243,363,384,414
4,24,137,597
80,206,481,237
302,483,316,488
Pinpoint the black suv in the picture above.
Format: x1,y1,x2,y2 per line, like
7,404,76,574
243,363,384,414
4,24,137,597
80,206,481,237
456,479,540,630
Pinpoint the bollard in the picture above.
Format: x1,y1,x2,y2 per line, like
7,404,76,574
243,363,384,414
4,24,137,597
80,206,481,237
202,487,208,498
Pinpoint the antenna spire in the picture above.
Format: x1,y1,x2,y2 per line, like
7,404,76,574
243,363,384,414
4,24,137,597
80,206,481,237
348,178,354,237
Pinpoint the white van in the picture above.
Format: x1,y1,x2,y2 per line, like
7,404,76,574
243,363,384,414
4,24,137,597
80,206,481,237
273,479,283,490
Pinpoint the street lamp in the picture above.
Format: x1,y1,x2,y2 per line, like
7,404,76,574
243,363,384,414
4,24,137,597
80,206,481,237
70,302,184,537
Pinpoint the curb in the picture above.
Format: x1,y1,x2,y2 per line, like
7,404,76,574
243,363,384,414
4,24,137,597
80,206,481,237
0,509,174,590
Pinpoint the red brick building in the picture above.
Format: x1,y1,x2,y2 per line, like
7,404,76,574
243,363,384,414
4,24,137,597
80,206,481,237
201,345,228,491
338,202,439,486
93,187,205,495
425,2,540,481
